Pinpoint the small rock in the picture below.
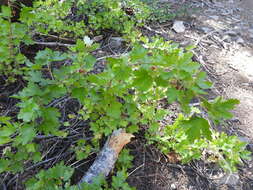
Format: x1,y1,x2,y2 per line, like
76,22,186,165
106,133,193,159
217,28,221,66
93,35,103,42
172,21,186,33
236,37,244,44
249,28,253,34
238,136,251,144
249,29,253,39
201,27,213,33
225,30,238,37
222,35,232,42
109,37,124,49
247,144,253,152
239,136,253,152
219,173,239,186
191,14,197,19
170,184,177,190
209,15,219,20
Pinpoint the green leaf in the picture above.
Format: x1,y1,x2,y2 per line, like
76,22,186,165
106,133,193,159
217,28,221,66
75,39,86,51
18,98,41,122
180,117,212,142
84,54,96,70
109,58,132,81
202,97,240,124
0,159,10,173
196,72,212,89
17,124,36,145
0,118,16,145
127,125,139,133
72,87,87,104
166,87,179,103
25,143,36,152
1,6,11,17
50,162,74,180
15,82,43,98
182,61,200,73
149,122,159,133
38,107,61,134
129,44,148,61
133,69,153,91
155,76,168,87
106,101,122,119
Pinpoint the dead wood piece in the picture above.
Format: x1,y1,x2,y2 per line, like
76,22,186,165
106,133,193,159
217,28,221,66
79,129,134,185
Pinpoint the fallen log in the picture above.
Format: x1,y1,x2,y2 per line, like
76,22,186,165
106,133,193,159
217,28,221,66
78,128,134,185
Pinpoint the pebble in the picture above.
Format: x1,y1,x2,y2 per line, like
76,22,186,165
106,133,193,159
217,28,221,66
218,173,239,186
170,184,177,190
109,37,124,49
222,35,232,42
238,136,251,143
201,27,213,33
236,37,244,44
172,21,186,33
209,15,219,20
225,30,238,36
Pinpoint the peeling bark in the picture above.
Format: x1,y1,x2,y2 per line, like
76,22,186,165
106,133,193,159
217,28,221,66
79,129,134,185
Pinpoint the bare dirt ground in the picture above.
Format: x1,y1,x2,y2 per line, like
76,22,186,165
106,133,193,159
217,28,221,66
127,0,253,189
168,0,253,140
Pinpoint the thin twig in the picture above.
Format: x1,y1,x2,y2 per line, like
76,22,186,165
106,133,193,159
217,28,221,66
128,164,144,177
36,32,76,43
34,41,74,47
96,54,125,61
143,25,165,35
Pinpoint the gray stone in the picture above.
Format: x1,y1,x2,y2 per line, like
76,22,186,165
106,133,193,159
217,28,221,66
239,136,253,152
248,144,253,152
222,35,232,42
109,37,124,49
238,136,251,143
218,173,239,186
225,30,238,37
201,27,213,33
236,37,244,44
170,184,176,190
209,15,219,20
172,21,186,33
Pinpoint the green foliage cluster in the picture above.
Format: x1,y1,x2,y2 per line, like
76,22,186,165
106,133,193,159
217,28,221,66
140,0,176,22
153,113,250,172
0,0,251,189
0,6,32,82
20,0,149,39
25,150,134,190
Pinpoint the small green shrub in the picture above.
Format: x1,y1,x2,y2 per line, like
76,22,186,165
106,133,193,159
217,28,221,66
151,113,251,172
0,6,32,82
20,0,149,39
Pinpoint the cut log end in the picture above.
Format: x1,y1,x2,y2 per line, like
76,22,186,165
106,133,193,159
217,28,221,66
79,129,134,185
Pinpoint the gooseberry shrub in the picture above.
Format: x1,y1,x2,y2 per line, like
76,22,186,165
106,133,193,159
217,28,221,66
0,0,251,189
20,0,150,39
